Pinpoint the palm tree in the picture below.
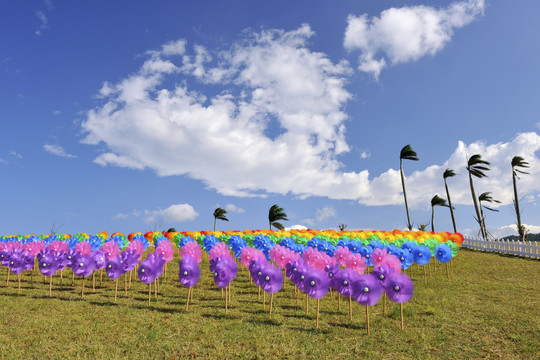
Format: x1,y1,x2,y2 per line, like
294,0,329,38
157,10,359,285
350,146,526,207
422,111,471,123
478,192,501,238
443,169,458,233
400,145,419,231
338,223,347,231
431,195,449,233
511,156,529,242
213,207,229,232
466,154,491,240
268,204,288,231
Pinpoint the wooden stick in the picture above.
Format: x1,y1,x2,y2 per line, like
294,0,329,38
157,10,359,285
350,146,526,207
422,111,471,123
338,293,341,311
6,268,10,286
263,290,266,309
185,287,191,311
60,270,63,286
49,276,52,297
72,271,74,286
148,283,151,306
31,268,33,288
316,298,320,328
229,282,232,304
400,303,404,330
383,293,386,316
18,273,21,294
115,279,118,303
225,286,228,314
124,274,127,295
423,265,427,284
305,293,309,315
269,293,273,319
349,295,352,321
154,279,158,300
366,305,370,335
100,269,103,287
81,277,85,298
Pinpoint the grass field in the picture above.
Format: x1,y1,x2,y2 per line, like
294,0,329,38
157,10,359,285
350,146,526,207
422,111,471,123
0,249,538,359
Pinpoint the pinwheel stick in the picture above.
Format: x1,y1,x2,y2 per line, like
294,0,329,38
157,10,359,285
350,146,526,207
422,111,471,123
338,293,341,311
316,299,320,329
72,271,75,286
423,265,427,285
92,273,95,293
148,283,151,306
60,270,63,286
49,276,52,297
305,293,309,315
366,305,370,335
400,303,404,330
81,277,85,298
18,273,21,294
383,293,387,316
269,293,274,319
349,295,352,321
100,269,103,287
263,291,266,309
31,269,33,288
225,286,228,314
124,274,127,295
114,279,118,303
185,287,191,311
6,268,10,286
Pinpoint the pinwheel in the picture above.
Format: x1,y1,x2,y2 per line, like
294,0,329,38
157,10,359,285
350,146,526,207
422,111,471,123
47,240,69,253
333,246,352,267
180,241,203,264
179,256,201,310
37,249,60,297
331,268,358,320
156,240,175,282
138,253,165,306
1,250,12,286
303,269,330,328
383,273,414,329
8,251,26,293
74,241,92,256
413,245,432,284
435,243,452,279
371,248,388,267
72,253,96,298
211,256,238,313
91,249,106,290
121,249,140,289
372,263,396,316
105,255,124,302
352,274,384,335
345,253,368,274
101,241,120,259
258,262,283,319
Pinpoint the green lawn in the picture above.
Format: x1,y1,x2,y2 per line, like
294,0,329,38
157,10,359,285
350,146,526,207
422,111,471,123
0,249,538,359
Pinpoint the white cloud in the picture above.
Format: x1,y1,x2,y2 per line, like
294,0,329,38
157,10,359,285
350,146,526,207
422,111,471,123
360,150,370,159
9,151,22,159
462,223,540,238
82,25,371,200
344,0,484,78
0,158,6,165
286,224,309,230
52,110,61,115
43,144,77,158
316,205,337,222
144,203,198,224
112,213,129,220
161,39,187,56
35,10,48,36
225,204,245,214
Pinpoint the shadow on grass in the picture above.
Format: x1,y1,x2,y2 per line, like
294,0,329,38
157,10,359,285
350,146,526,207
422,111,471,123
200,313,241,320
289,326,332,334
244,318,283,327
328,321,366,330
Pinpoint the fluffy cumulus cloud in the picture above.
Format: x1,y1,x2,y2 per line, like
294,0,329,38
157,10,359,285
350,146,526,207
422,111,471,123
344,0,484,78
43,144,77,158
82,25,371,200
144,204,198,224
367,132,540,209
225,204,245,214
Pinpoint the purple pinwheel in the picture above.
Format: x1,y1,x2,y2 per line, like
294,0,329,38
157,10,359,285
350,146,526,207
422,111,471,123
179,256,201,310
38,249,60,277
72,254,96,278
372,263,395,288
8,251,25,275
92,250,106,270
179,256,201,288
105,256,124,280
249,259,265,288
138,253,164,285
0,250,11,268
383,272,414,330
383,273,414,304
331,268,358,298
260,263,283,294
303,269,330,300
324,263,341,287
351,274,383,306
120,250,140,272
212,257,236,289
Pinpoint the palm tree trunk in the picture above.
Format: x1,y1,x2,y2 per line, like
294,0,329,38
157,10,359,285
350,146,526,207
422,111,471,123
513,173,524,242
468,172,486,240
400,160,413,231
431,205,435,233
479,204,487,239
444,179,457,233
213,217,216,232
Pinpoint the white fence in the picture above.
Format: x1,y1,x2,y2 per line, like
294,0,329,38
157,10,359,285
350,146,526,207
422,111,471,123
462,237,540,259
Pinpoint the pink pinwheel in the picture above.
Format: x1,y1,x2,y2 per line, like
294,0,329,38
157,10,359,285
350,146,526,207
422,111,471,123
126,240,145,257
75,241,92,256
180,241,203,263
379,254,401,274
209,242,231,260
269,245,288,268
47,240,69,253
23,241,45,258
302,247,325,269
239,247,264,268
333,246,352,267
345,253,368,274
156,240,175,263
371,248,388,267
101,241,120,259
311,251,333,271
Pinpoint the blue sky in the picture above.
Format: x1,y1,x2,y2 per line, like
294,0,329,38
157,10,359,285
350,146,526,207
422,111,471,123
1,0,540,237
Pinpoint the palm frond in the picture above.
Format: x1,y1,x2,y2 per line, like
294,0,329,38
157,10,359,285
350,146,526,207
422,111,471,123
213,208,229,222
400,145,419,161
431,194,448,207
443,168,456,179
